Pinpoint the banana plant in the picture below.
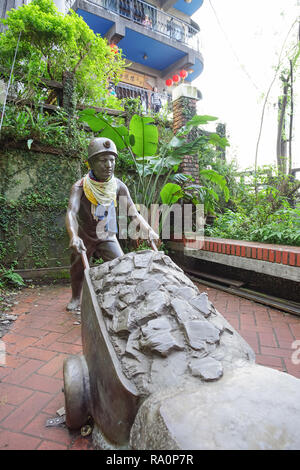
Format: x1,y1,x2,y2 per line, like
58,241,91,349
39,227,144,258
79,109,230,213
79,109,182,207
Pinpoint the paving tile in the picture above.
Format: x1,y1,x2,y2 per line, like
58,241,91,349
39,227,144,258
0,403,15,422
289,324,300,339
13,327,49,338
3,355,28,369
3,335,38,354
58,327,82,344
38,354,68,377
42,391,65,416
21,347,57,362
255,354,284,368
47,342,82,355
40,321,74,334
283,358,300,378
37,440,69,450
2,359,44,385
0,429,41,450
258,331,278,348
0,383,34,406
21,373,62,394
260,346,294,359
0,391,52,432
33,333,63,349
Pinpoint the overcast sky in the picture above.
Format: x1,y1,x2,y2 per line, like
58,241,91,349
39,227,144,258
193,0,300,170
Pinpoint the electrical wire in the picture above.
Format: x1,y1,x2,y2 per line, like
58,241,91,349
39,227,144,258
208,0,260,91
0,31,21,134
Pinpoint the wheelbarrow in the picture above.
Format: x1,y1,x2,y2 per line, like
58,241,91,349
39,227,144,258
63,241,158,448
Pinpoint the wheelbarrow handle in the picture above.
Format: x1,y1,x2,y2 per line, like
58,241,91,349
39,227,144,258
81,249,90,271
150,239,158,252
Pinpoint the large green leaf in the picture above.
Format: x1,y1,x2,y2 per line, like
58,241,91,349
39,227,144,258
79,109,128,150
186,115,218,127
200,169,230,202
129,115,158,158
208,133,230,149
160,183,184,205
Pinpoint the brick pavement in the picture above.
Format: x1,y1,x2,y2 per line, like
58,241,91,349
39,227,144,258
0,283,299,450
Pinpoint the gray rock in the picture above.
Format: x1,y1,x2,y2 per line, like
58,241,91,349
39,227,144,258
175,287,198,301
131,268,148,280
140,330,184,357
121,291,138,305
171,298,202,324
189,357,223,381
102,293,115,310
183,320,221,348
111,259,134,275
111,307,134,333
90,262,109,280
125,330,142,360
134,251,154,268
130,365,300,450
136,279,161,296
93,280,103,294
141,291,169,317
189,293,213,317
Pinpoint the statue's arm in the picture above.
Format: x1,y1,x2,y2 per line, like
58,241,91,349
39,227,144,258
117,181,159,241
65,182,86,254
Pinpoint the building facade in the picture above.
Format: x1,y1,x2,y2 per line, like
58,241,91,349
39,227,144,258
67,0,204,106
1,0,204,110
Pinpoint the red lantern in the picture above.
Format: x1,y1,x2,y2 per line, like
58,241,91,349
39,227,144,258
165,78,173,87
172,74,180,83
179,69,187,79
110,44,118,54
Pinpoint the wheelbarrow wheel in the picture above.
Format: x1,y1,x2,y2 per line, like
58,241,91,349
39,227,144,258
63,355,90,430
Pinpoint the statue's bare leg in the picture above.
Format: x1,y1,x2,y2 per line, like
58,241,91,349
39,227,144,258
95,238,124,262
67,238,123,311
67,251,87,311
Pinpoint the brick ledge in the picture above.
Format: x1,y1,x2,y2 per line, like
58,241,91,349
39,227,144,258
169,237,300,267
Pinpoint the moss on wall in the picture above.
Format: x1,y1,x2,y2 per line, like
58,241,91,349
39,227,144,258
0,146,81,269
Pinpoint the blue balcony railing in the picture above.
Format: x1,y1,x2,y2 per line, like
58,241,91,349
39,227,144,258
66,0,201,53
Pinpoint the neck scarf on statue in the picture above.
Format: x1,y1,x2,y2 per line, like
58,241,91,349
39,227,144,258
83,171,117,221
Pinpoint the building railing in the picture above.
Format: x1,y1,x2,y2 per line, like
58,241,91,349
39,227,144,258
114,82,171,113
66,0,201,52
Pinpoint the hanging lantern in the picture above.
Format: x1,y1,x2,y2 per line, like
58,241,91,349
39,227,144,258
179,69,188,79
110,44,118,54
165,78,173,87
172,74,180,83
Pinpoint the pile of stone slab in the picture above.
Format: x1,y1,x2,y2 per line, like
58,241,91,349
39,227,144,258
86,250,300,450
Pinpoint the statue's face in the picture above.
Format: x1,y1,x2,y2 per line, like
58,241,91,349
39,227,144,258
89,153,115,182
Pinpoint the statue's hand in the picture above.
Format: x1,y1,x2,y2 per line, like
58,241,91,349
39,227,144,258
70,236,86,254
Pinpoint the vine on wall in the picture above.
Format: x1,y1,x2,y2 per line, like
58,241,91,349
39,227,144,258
0,148,81,269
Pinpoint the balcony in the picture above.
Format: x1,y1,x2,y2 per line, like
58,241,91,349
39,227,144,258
67,0,201,53
114,82,171,113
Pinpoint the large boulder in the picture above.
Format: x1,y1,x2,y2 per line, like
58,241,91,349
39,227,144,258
130,364,300,450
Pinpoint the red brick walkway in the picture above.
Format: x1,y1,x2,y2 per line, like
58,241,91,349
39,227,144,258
0,283,300,450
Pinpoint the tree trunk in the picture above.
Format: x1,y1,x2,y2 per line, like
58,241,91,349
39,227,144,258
276,80,289,174
288,59,293,173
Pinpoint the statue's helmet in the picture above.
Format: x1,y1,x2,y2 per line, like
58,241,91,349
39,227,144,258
87,137,118,161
